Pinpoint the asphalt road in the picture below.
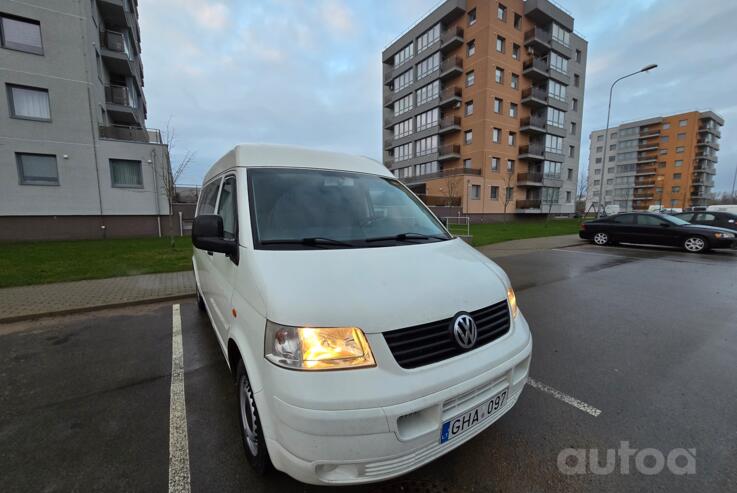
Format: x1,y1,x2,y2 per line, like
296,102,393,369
1,243,735,492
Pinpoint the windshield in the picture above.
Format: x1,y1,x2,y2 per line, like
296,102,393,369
662,215,691,226
247,168,450,249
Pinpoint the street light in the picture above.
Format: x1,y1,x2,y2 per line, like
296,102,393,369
597,64,658,217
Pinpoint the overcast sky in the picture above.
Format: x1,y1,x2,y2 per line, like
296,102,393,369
138,0,737,193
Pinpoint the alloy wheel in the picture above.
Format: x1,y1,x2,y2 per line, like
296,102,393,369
684,237,705,253
593,232,609,245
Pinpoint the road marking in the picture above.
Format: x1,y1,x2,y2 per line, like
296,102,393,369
527,377,602,417
551,248,628,258
168,304,191,493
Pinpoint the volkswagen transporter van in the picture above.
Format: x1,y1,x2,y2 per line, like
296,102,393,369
191,144,532,485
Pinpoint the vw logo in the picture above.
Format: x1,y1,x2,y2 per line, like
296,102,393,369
451,312,478,349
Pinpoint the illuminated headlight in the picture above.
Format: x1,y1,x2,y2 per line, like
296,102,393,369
264,321,376,370
507,287,519,319
714,232,735,239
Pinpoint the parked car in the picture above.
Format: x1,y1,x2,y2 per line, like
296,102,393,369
191,145,532,485
579,212,736,253
674,211,737,233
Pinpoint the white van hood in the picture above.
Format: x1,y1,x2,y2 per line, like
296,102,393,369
246,238,510,334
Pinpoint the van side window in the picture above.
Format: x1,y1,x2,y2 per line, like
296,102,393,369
217,176,238,240
198,180,220,216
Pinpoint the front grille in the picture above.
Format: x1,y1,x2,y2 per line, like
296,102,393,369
383,300,510,369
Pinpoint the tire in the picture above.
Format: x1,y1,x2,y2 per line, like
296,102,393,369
683,236,708,253
593,232,610,246
196,287,206,311
236,360,270,474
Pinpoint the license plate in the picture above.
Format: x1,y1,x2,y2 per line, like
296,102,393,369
440,388,508,444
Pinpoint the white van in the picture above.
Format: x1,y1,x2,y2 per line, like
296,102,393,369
707,204,737,215
191,145,532,485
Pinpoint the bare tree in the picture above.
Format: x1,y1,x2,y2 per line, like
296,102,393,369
501,171,514,222
577,175,587,202
442,173,462,207
161,117,195,247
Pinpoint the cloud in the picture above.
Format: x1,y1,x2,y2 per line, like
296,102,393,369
320,0,355,35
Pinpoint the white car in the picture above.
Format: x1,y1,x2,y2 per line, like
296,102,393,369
191,144,532,485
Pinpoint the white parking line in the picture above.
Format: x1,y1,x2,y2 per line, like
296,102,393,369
527,378,602,417
168,304,191,493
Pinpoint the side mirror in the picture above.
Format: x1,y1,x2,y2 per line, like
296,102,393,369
192,215,239,262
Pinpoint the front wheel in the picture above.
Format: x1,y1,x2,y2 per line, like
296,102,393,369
683,236,708,253
236,360,270,474
593,232,610,246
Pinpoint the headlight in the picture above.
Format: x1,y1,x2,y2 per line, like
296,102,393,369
507,287,519,319
714,232,735,239
264,321,376,370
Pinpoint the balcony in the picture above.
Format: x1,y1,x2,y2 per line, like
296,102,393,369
439,57,463,80
637,152,657,163
520,116,546,134
517,172,544,186
440,27,464,52
633,179,655,188
521,87,547,107
399,166,480,185
99,124,162,144
104,84,139,124
99,30,138,80
692,177,715,187
522,57,549,82
698,125,721,138
438,116,461,134
97,0,134,25
697,138,720,150
696,151,718,162
516,199,542,210
524,27,551,50
636,165,657,175
438,144,461,161
694,162,716,175
633,191,654,199
519,144,545,160
439,86,462,108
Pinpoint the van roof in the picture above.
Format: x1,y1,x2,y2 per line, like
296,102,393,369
203,144,393,183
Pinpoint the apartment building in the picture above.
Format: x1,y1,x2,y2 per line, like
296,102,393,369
381,0,587,217
586,111,724,212
0,0,170,241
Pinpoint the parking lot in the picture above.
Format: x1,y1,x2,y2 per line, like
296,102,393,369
1,243,736,492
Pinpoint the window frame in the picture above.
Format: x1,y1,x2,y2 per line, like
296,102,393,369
0,13,44,55
16,152,59,186
216,174,240,242
6,83,51,121
109,158,144,189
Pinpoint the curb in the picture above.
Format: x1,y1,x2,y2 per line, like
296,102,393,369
0,292,195,325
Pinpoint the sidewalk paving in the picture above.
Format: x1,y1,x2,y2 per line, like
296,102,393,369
0,234,585,323
0,271,195,323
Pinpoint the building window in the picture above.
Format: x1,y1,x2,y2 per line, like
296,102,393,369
466,70,475,86
393,118,413,139
513,13,522,30
608,155,615,162
508,132,516,146
569,145,575,157
597,135,604,142
110,159,143,188
663,122,671,129
575,49,582,63
393,93,413,116
566,191,572,203
593,179,601,186
676,146,685,153
415,135,439,156
470,184,481,200
496,36,505,53
596,146,603,152
465,100,474,116
571,98,578,111
673,173,682,180
16,152,58,185
677,132,686,140
595,157,602,164
574,74,580,87
393,42,413,67
491,157,499,171
463,158,472,169
661,135,669,142
548,80,566,102
570,121,576,135
543,160,561,178
510,43,520,60
657,161,666,168
675,160,683,167
417,23,440,53
567,168,573,180
494,97,502,113
464,130,473,144
416,52,440,79
497,4,507,21
394,68,413,92
415,108,439,131
490,186,499,200
550,52,568,75
542,187,560,204
679,119,687,127
1,14,43,55
507,159,515,171
495,67,504,84
7,84,51,120
509,102,517,118
415,80,439,106
468,8,476,25
467,39,476,56
607,166,615,174
611,132,617,139
547,107,565,128
672,186,680,193
609,144,616,151
511,73,519,89
492,128,501,144
395,142,413,161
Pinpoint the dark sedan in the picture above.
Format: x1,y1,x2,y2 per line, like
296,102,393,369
673,211,737,233
579,212,737,253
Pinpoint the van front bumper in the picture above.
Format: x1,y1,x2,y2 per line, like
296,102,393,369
256,315,532,485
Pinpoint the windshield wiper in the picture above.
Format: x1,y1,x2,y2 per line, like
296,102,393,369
261,237,355,248
365,232,448,243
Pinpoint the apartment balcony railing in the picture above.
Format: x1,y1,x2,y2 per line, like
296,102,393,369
99,29,129,54
633,191,654,199
524,27,551,45
440,26,464,51
692,177,715,187
399,166,480,185
519,144,545,159
694,162,717,174
104,84,133,106
697,138,720,150
416,194,462,207
523,56,548,73
99,124,162,144
634,179,656,187
520,115,546,130
517,172,544,184
698,125,721,138
438,116,461,133
439,57,463,79
521,86,547,101
516,199,542,209
523,57,569,84
439,86,462,107
438,144,462,160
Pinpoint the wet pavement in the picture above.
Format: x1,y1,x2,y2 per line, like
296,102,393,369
0,243,735,492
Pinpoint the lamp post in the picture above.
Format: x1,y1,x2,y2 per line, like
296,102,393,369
597,64,658,217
